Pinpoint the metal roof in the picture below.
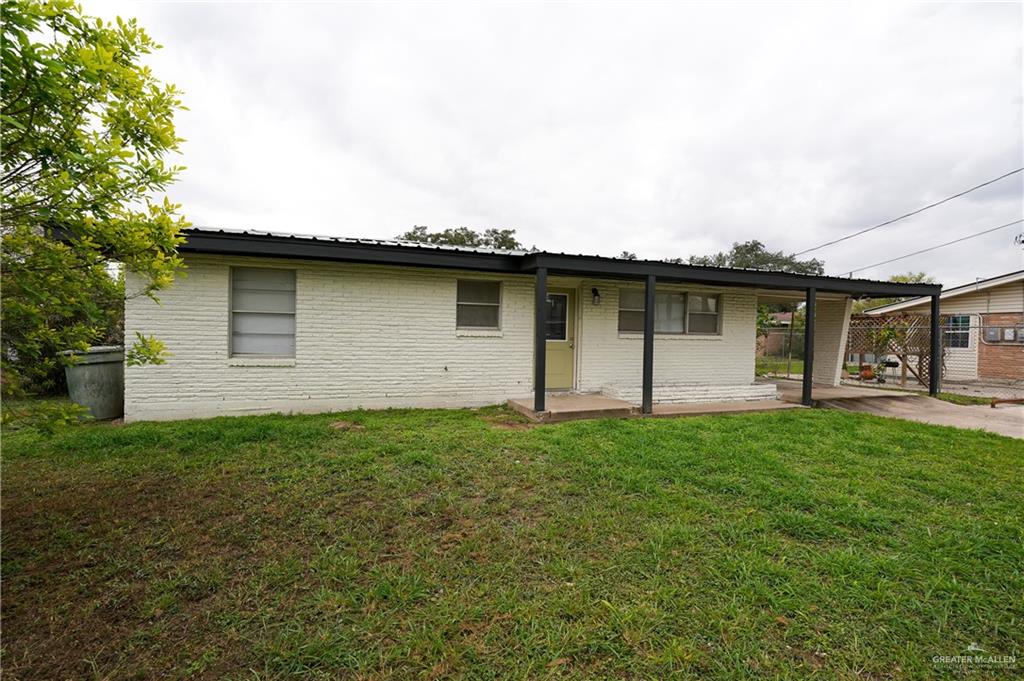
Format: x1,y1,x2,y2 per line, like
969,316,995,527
190,226,531,256
181,226,942,298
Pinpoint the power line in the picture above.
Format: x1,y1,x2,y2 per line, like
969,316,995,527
794,167,1024,256
841,218,1023,276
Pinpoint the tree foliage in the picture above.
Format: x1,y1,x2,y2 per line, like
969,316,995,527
2,0,187,407
682,240,824,275
397,226,524,250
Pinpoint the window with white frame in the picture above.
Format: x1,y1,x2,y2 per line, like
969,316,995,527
944,315,971,349
617,289,686,334
456,280,501,329
230,267,296,357
687,293,721,334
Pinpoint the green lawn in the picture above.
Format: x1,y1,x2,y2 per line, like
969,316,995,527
755,357,804,376
3,408,1022,679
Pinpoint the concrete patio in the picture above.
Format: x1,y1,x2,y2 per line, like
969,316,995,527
507,392,801,423
764,378,917,404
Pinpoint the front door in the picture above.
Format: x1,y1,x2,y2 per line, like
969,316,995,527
545,289,575,389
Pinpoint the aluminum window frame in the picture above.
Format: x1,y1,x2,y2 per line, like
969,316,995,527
229,266,297,358
944,314,971,350
456,279,502,330
617,288,687,335
685,292,723,336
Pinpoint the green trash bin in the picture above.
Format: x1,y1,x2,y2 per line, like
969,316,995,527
61,345,124,420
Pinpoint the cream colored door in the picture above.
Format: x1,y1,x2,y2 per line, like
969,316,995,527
545,290,575,389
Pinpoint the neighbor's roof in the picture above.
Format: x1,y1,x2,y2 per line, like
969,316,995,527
181,226,942,298
864,269,1024,315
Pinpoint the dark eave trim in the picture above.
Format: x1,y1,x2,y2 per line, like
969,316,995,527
181,230,942,298
181,231,520,273
520,253,942,297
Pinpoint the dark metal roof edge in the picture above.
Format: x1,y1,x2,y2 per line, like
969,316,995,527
180,228,942,297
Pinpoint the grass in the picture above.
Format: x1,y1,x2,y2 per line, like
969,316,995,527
3,407,1022,679
755,358,804,376
932,392,995,406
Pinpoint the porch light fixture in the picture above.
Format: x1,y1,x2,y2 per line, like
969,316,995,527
591,287,601,305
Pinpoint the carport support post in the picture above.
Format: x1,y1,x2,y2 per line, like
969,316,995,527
801,287,816,406
534,267,547,412
929,294,941,396
642,274,655,414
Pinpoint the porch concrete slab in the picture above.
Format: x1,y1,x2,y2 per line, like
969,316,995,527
508,394,802,423
821,395,1024,439
648,399,803,417
765,378,916,404
508,394,636,423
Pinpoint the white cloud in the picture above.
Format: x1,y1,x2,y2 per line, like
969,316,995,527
89,0,1022,286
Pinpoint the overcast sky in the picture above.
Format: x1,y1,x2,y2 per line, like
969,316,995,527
91,1,1022,285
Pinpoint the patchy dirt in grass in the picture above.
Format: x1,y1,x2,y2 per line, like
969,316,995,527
329,420,365,431
1,469,303,679
480,413,537,430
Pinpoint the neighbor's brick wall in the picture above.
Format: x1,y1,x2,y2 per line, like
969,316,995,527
978,313,1024,381
812,298,853,387
125,255,536,421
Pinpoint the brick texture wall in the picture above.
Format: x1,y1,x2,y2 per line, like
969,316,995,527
978,313,1024,381
125,255,536,421
812,298,853,386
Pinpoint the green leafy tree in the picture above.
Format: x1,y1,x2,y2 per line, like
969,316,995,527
397,226,524,250
852,272,935,313
678,240,824,275
2,0,187,416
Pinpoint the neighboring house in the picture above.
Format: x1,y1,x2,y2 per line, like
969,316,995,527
123,228,940,421
864,270,1024,382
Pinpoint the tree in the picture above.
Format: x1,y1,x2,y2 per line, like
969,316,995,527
397,226,524,250
852,272,935,313
618,251,637,260
2,0,187,414
681,240,824,275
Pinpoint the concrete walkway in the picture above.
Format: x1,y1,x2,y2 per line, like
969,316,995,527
821,395,1024,439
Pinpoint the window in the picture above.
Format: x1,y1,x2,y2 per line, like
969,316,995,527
944,315,970,349
546,293,568,340
231,267,296,357
617,289,686,334
457,280,501,329
687,293,721,334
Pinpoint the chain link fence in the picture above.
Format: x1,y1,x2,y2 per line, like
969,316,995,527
757,317,1024,402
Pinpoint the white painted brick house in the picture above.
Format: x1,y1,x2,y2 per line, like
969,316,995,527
123,228,941,422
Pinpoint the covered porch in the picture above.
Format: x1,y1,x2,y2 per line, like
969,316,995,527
523,254,943,414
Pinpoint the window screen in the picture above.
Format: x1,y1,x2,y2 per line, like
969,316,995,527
687,294,721,334
231,267,296,356
944,315,970,349
617,289,685,333
457,280,501,328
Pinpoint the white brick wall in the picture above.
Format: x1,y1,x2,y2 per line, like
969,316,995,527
125,255,536,421
571,281,765,399
812,297,853,386
125,256,777,421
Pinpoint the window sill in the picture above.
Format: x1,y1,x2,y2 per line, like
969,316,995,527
618,333,722,340
456,328,503,338
228,357,296,367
